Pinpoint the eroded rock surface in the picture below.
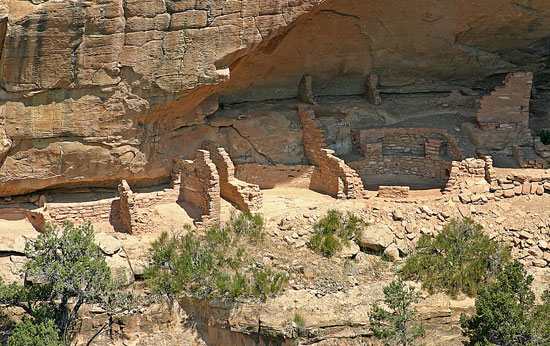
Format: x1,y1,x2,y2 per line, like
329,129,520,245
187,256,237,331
1,0,550,196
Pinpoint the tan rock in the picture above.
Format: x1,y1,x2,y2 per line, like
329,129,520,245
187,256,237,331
383,243,400,262
357,224,394,251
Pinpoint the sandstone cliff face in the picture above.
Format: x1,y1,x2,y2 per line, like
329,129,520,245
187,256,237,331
1,0,550,196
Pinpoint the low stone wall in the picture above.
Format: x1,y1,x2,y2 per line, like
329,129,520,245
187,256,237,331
444,157,496,194
298,105,364,199
44,185,180,229
348,157,451,184
203,142,263,212
47,198,115,224
234,164,317,189
444,156,550,204
178,150,221,224
378,186,409,198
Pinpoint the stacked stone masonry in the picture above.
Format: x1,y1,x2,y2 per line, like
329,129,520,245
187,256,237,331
298,105,365,199
377,186,409,198
464,72,533,150
534,136,550,165
445,156,550,205
44,185,180,229
348,157,452,184
352,128,463,160
202,142,263,212
178,150,221,224
365,72,381,106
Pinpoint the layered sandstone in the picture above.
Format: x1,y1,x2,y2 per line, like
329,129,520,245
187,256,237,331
1,0,550,196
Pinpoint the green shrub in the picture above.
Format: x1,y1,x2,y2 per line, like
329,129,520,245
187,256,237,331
537,129,550,145
460,260,550,346
227,211,265,242
401,218,510,297
7,318,62,346
146,215,286,301
307,210,365,257
251,267,289,299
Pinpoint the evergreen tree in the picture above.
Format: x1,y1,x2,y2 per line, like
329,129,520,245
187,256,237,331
370,278,425,346
460,260,550,346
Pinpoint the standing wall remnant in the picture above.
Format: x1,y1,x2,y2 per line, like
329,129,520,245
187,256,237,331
298,105,364,199
178,150,221,224
202,142,263,212
464,72,533,149
298,75,317,105
118,179,136,234
366,72,381,105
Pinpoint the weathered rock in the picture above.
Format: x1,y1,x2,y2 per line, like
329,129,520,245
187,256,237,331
340,241,360,259
383,243,400,262
357,224,394,251
2,0,550,195
95,233,121,256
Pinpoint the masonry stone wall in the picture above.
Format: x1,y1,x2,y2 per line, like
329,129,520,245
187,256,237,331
352,128,463,160
348,157,452,184
464,72,533,150
178,150,221,224
202,142,263,212
235,164,317,189
298,105,364,199
378,186,409,198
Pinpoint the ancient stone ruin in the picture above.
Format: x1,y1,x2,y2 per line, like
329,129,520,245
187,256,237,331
1,1,550,344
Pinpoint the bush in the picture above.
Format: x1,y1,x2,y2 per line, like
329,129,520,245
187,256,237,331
369,278,425,346
7,318,62,346
537,129,550,145
401,218,510,297
227,211,265,242
460,260,550,346
251,267,288,299
307,210,365,257
145,212,287,301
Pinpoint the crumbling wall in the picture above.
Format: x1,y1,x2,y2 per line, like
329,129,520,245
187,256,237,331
443,157,550,204
46,199,115,224
298,105,364,199
203,142,262,212
365,72,381,105
178,150,221,224
464,72,533,149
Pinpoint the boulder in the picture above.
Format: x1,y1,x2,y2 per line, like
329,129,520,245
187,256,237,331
340,241,360,259
357,224,394,251
95,233,121,255
383,243,400,262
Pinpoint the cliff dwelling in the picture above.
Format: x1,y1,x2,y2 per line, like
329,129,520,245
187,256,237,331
1,0,550,344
